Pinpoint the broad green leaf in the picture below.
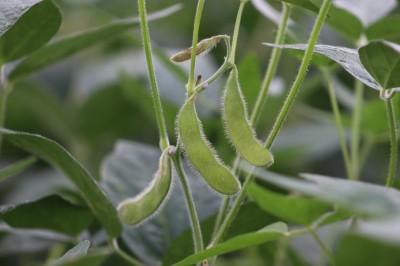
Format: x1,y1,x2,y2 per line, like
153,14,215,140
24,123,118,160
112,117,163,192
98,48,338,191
0,0,42,36
101,140,221,265
0,0,61,62
335,234,400,266
172,222,288,266
276,0,319,14
0,195,94,236
359,41,400,90
265,43,382,90
0,129,122,237
162,203,278,266
327,6,363,42
366,15,400,43
0,156,37,181
8,4,182,80
248,184,331,225
243,167,400,218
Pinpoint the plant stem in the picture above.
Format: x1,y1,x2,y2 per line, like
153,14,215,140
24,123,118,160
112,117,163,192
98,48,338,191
187,0,206,95
250,3,291,125
172,155,204,253
309,229,335,266
350,80,363,180
0,80,12,154
210,0,332,247
137,0,169,150
111,238,144,266
322,68,352,179
229,0,249,64
385,96,398,187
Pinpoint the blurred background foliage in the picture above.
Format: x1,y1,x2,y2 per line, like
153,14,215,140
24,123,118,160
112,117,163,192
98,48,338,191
1,0,400,265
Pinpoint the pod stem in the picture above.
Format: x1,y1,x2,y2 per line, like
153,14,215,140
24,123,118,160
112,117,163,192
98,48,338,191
187,0,206,95
322,68,353,179
111,238,145,266
250,3,291,125
137,0,169,150
350,80,363,180
209,0,332,247
229,0,249,64
385,95,398,187
172,154,204,253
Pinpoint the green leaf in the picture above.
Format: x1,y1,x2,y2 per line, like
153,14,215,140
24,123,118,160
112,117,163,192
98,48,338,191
101,140,221,265
335,234,400,266
48,241,110,266
172,222,288,266
0,129,122,237
327,6,363,42
359,41,400,90
0,0,42,36
0,156,37,181
265,43,381,90
366,15,400,43
248,184,331,225
162,202,278,266
276,0,319,14
0,195,94,236
0,0,62,62
244,168,400,218
8,4,182,81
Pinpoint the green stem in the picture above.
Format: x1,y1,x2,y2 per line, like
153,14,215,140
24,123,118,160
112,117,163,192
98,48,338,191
210,0,332,247
309,229,335,266
111,238,144,266
0,81,12,154
350,80,363,180
264,0,332,148
385,96,398,187
250,3,291,125
229,0,249,64
137,0,169,150
172,154,204,253
322,68,352,179
187,0,206,95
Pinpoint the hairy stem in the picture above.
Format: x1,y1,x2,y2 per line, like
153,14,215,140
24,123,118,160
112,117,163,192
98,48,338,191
322,68,352,179
385,96,398,187
250,3,291,125
187,0,206,95
138,0,169,150
210,0,332,247
229,0,249,64
350,80,363,180
172,155,204,252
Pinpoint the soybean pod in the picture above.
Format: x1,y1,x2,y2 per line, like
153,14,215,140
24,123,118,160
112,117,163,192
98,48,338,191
223,67,274,167
177,97,241,195
117,147,173,225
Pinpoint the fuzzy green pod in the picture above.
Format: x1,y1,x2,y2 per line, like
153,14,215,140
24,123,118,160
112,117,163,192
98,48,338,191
170,35,226,63
117,147,173,225
223,67,274,167
177,98,241,195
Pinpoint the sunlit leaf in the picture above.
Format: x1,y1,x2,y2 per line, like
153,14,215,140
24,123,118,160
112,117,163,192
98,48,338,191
264,43,383,91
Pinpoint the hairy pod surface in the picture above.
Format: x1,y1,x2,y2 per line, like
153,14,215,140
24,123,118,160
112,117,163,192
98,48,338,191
223,67,274,167
177,98,241,195
170,35,226,63
117,147,172,225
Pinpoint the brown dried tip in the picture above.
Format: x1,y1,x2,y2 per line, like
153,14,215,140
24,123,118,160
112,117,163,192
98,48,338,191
170,35,225,63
